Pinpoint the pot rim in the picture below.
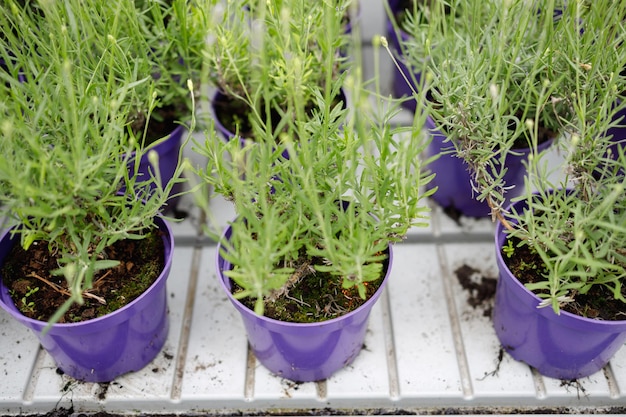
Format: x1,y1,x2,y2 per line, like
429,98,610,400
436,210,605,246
215,221,393,329
494,192,626,329
0,215,174,331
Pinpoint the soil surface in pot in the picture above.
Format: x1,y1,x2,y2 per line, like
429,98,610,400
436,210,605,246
1,229,165,323
231,254,387,323
503,236,626,321
129,103,185,147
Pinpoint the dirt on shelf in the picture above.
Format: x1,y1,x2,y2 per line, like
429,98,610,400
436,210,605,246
454,264,497,317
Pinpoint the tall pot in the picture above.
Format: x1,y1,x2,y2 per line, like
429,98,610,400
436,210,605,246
493,196,626,379
0,216,174,383
216,222,392,382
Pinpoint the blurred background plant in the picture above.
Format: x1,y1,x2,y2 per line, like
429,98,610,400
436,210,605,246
200,0,354,140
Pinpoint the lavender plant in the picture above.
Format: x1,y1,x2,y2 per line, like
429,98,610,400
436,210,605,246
401,0,626,313
200,0,354,139
193,2,435,317
0,0,190,325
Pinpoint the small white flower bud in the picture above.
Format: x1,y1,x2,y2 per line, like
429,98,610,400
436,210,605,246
1,120,13,137
489,84,498,101
525,119,534,130
148,150,161,185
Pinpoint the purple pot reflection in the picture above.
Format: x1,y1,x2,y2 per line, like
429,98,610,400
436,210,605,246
0,217,173,382
1,56,27,84
493,197,626,379
424,116,554,218
216,222,391,382
605,105,626,154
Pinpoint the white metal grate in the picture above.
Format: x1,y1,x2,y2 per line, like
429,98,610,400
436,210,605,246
2,196,625,415
1,1,625,415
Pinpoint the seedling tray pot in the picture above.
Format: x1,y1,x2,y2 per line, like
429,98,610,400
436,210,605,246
0,216,174,383
493,198,626,379
216,223,392,382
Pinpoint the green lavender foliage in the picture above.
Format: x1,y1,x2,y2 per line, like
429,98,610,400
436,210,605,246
516,0,626,311
194,0,435,315
0,0,187,325
200,0,352,132
401,0,626,313
132,0,210,124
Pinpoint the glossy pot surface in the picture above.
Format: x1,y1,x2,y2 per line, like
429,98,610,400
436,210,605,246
135,124,184,211
0,217,173,382
216,223,391,382
493,198,626,379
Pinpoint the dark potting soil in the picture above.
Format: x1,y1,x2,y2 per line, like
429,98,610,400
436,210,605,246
212,93,267,139
503,236,626,321
0,229,165,323
454,264,497,317
231,255,387,323
128,103,184,147
213,92,346,141
393,0,453,29
442,203,464,224
509,116,558,150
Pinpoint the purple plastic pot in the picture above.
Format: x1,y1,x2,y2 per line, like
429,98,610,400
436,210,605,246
605,104,626,151
423,115,555,218
210,90,247,145
0,216,174,382
134,124,184,211
0,57,27,84
216,222,392,382
493,197,626,380
386,0,422,112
